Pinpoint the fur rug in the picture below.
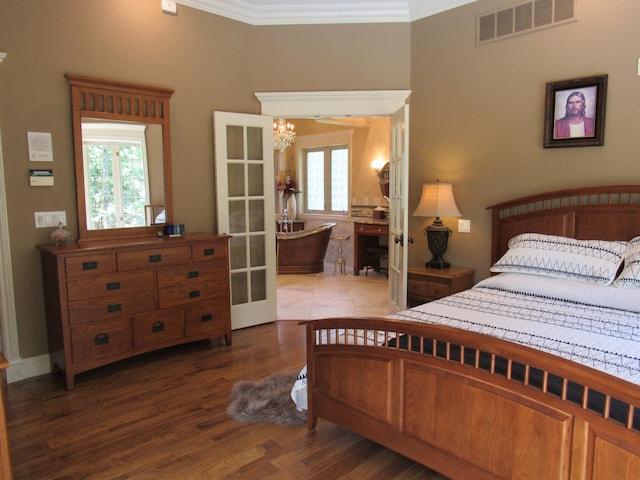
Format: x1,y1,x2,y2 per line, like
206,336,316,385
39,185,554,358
227,371,307,426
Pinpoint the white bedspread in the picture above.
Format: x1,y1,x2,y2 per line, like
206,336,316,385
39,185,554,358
391,273,640,386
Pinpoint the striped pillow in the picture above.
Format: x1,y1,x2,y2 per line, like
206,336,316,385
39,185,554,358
490,233,627,286
614,236,640,288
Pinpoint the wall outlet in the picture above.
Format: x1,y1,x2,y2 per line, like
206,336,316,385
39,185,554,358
35,211,66,228
458,219,471,233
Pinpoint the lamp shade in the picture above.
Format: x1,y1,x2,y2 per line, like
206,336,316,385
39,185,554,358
412,182,462,218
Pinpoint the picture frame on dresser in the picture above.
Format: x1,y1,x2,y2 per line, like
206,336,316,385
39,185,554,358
543,74,607,148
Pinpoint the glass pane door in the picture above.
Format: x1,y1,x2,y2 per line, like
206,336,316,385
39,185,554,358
214,112,276,329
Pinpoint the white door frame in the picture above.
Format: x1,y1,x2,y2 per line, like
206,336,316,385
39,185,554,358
255,89,412,313
255,91,411,119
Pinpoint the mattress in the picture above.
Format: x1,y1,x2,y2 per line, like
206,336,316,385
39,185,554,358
391,272,640,386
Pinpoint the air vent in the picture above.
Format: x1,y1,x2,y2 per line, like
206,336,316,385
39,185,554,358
477,0,576,45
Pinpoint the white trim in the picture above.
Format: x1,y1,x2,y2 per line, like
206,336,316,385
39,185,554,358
0,129,22,376
4,354,51,384
255,90,411,118
177,1,477,25
0,52,6,64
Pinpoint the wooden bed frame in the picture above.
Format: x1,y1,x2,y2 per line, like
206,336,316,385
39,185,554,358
305,185,640,480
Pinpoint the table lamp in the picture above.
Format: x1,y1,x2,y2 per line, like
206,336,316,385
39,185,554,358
412,180,462,269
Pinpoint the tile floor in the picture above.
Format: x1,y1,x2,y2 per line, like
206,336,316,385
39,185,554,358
276,265,389,321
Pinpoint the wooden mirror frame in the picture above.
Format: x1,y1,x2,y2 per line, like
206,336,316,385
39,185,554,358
66,74,174,241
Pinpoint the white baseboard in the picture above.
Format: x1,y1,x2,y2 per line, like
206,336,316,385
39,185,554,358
4,354,51,383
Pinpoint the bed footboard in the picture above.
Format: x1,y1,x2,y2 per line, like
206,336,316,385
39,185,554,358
305,317,640,480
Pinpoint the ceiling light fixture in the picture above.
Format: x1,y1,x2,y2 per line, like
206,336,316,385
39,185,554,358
273,119,296,151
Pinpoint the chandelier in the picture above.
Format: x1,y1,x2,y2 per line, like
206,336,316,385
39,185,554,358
273,118,296,151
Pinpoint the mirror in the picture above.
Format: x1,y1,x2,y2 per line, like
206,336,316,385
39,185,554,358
379,162,390,199
66,74,174,241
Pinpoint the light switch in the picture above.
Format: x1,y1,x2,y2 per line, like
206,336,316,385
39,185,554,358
35,211,67,228
161,0,177,14
458,219,471,233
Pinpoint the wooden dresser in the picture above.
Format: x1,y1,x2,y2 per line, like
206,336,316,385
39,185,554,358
38,233,231,389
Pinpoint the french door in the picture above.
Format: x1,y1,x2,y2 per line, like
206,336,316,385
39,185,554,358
388,105,409,312
213,112,277,329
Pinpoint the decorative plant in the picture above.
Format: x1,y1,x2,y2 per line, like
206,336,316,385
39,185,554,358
276,170,300,197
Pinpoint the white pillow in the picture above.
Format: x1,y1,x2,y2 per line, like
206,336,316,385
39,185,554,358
614,236,640,288
490,233,627,286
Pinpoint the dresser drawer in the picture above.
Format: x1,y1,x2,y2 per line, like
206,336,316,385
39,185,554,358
117,246,190,271
355,224,388,235
185,298,230,337
408,279,428,298
71,318,132,364
67,271,154,302
68,294,156,326
133,306,184,349
65,253,115,279
191,241,227,263
427,281,450,299
158,281,223,308
156,262,225,289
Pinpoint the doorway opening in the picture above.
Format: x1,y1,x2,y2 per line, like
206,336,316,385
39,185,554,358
256,90,411,319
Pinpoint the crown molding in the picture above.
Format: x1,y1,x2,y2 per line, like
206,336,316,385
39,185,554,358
177,0,476,25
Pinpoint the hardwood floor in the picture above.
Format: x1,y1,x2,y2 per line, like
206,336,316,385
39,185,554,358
4,271,449,479
3,321,449,479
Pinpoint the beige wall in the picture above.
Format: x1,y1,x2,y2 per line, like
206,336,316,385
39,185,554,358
1,0,638,362
0,0,410,359
408,0,640,278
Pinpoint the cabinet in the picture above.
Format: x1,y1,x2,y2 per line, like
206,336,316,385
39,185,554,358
407,265,475,307
353,221,389,275
38,233,231,389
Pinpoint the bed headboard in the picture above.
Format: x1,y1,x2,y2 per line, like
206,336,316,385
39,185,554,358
487,185,640,264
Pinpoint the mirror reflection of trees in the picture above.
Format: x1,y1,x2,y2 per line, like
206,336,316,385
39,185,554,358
85,142,148,229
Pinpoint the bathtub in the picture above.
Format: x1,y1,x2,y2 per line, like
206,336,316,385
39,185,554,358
276,222,336,274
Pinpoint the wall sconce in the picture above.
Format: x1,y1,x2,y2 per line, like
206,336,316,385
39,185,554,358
371,157,386,175
412,180,462,269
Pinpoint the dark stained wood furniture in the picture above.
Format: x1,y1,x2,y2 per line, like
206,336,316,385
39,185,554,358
306,185,640,480
353,220,388,275
407,265,475,307
38,233,231,389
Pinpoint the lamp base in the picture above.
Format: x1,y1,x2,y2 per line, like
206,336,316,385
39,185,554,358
424,218,452,270
425,258,450,269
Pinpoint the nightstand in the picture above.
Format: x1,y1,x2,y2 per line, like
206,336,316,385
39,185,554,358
407,265,475,307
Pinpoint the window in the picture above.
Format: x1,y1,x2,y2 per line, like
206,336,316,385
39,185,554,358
81,123,150,229
297,130,352,215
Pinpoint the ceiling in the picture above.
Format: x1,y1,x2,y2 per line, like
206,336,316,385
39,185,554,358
175,0,477,25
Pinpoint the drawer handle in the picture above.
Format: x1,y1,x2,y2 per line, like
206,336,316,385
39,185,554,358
189,290,201,299
106,281,120,291
203,248,215,256
94,333,109,345
188,271,200,279
152,321,165,333
107,304,122,313
201,313,213,322
149,254,162,263
82,261,98,270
